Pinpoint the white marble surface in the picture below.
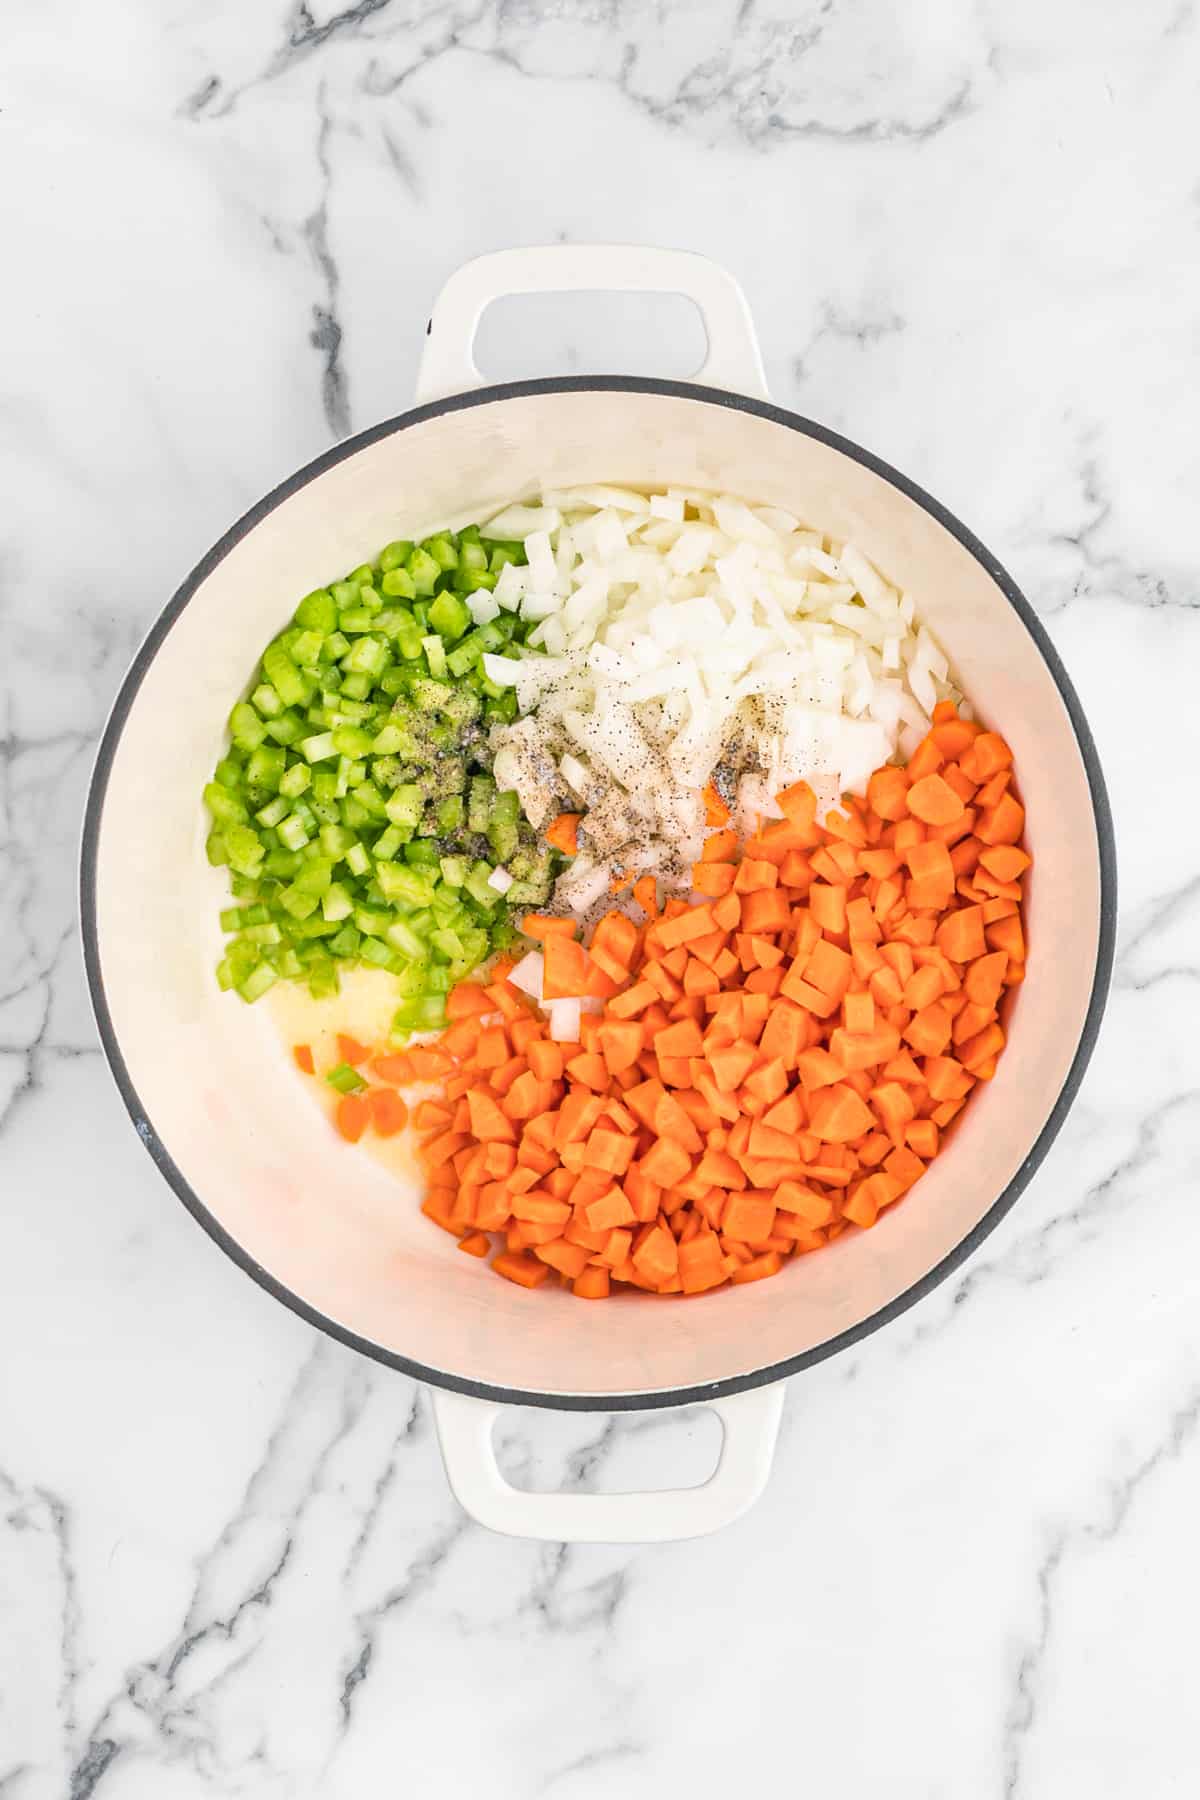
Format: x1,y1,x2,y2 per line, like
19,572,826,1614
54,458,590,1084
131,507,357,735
3,1,1199,1794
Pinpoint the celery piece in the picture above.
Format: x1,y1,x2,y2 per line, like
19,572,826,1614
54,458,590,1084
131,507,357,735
321,882,354,923
428,591,469,642
326,1062,366,1095
255,795,289,829
345,841,370,878
295,589,337,633
300,731,337,764
331,725,375,759
381,566,416,598
245,745,286,792
384,784,423,829
291,628,325,667
422,635,448,678
213,755,243,790
379,540,413,572
252,683,284,719
463,862,499,909
238,963,278,1003
278,762,311,799
204,781,248,826
262,641,307,707
407,547,440,596
342,635,388,679
229,703,268,753
277,814,311,852
386,917,426,960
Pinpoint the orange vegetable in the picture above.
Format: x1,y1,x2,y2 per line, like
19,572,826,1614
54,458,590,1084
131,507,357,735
293,1043,314,1075
545,812,582,855
332,700,1024,1299
368,1087,408,1136
335,1094,370,1143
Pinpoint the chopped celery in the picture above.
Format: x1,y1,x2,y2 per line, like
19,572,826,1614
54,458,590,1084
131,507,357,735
204,519,555,1001
326,1062,366,1094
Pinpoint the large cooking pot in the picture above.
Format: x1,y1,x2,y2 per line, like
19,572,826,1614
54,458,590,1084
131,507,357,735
81,247,1115,1542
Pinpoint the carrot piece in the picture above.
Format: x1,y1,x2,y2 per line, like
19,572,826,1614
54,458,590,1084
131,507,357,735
544,812,581,856
466,1088,516,1142
739,889,792,934
965,949,1008,1009
903,1002,953,1058
776,780,818,827
809,882,848,937
707,1043,757,1093
633,1223,679,1285
986,914,1026,961
934,905,987,964
730,1251,783,1285
368,1087,408,1137
583,1188,636,1232
655,903,716,951
655,1018,704,1058
492,1251,550,1289
905,736,943,781
722,1193,777,1242
703,781,731,827
446,981,496,1021
293,1043,314,1075
631,874,658,919
977,792,1025,846
543,933,592,1000
335,1094,370,1143
638,1138,694,1188
795,1046,846,1091
906,773,965,827
693,862,736,896
734,857,779,895
803,937,854,1001
565,1051,609,1091
701,828,739,863
843,989,875,1035
866,765,910,822
678,1233,728,1294
573,1265,611,1299
455,1231,490,1258
808,1084,874,1143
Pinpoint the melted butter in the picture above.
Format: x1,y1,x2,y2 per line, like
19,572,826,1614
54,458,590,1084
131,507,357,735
267,967,425,1188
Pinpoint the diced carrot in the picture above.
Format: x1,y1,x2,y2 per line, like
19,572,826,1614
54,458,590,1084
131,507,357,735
544,812,581,856
293,1043,314,1075
986,914,1026,961
573,1265,611,1299
368,1087,408,1137
808,1084,874,1144
703,781,731,827
492,1251,550,1289
935,905,987,964
906,773,964,827
678,1233,727,1294
977,792,1025,846
335,1094,370,1143
539,933,587,999
867,765,910,821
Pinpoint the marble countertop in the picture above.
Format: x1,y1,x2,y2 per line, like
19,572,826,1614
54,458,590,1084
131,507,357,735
4,2,1199,1794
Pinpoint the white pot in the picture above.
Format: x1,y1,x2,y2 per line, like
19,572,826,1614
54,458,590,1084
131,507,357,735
81,246,1115,1543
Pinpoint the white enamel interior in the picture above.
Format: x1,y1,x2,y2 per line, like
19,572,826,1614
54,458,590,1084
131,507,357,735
92,388,1103,1401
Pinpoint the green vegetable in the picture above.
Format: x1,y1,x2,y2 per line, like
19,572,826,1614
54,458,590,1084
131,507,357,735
202,520,561,1026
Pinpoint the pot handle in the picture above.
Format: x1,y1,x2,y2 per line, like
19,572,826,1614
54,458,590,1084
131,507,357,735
432,1381,784,1543
414,244,769,404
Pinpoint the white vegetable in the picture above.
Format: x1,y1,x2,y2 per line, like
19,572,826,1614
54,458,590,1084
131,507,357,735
483,484,960,914
508,950,544,1000
487,866,514,894
546,997,582,1042
482,653,521,687
481,504,562,539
